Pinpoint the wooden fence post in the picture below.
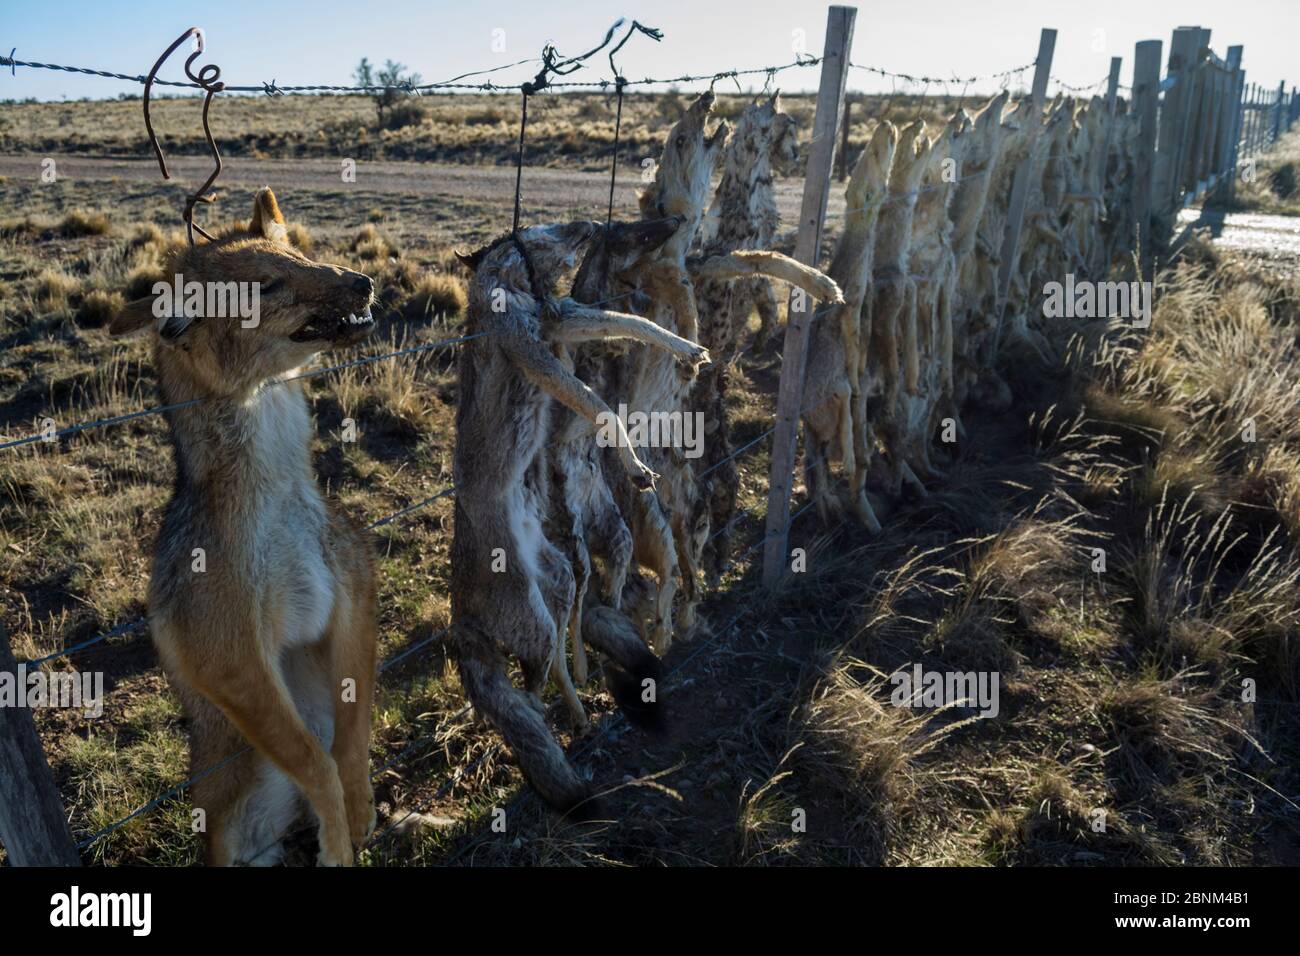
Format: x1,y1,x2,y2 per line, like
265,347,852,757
761,4,856,590
1195,29,1215,191
1251,83,1263,153
1255,83,1265,153
1105,56,1123,113
0,623,81,866
1156,27,1200,211
1219,46,1244,179
1098,56,1123,191
1205,62,1225,186
1228,59,1247,199
1131,40,1162,280
839,94,851,182
1274,80,1287,143
993,27,1056,322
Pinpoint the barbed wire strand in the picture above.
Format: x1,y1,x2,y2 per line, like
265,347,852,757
2,49,1057,100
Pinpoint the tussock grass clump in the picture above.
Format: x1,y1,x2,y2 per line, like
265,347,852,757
1268,161,1296,200
1100,671,1253,787
124,264,167,301
77,289,125,328
402,273,467,320
33,268,80,311
351,223,398,263
286,222,314,255
128,222,165,250
58,209,110,237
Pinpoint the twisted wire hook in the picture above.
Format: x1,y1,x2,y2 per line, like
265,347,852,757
142,27,225,245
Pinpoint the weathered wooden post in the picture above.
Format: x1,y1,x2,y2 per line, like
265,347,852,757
762,4,855,590
1105,56,1123,113
1251,83,1263,154
1194,29,1214,192
1227,62,1248,200
1131,40,1163,280
1156,27,1200,210
1203,61,1224,188
0,624,81,865
839,94,851,182
993,27,1056,324
1219,47,1244,180
1097,56,1123,193
1273,80,1287,143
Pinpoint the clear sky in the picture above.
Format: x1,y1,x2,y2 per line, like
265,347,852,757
2,0,1295,101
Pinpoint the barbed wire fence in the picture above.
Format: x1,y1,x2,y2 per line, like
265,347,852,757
1,13,1280,865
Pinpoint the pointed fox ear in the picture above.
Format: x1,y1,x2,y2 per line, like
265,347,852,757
109,296,158,337
456,248,486,272
250,187,289,244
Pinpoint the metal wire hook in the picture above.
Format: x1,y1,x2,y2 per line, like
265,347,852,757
143,27,226,245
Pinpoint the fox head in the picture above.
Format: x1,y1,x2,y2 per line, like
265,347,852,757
110,188,375,396
640,90,729,258
728,92,799,178
572,216,684,296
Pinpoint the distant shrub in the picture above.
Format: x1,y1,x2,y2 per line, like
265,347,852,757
384,100,427,130
355,57,424,127
462,105,513,126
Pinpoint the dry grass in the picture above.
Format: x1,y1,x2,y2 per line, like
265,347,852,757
1222,127,1300,217
1,110,1298,865
0,90,972,171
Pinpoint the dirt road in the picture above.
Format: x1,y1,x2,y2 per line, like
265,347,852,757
0,153,842,228
1178,205,1300,274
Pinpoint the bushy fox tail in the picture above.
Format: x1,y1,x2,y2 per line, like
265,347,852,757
582,604,667,735
453,627,597,820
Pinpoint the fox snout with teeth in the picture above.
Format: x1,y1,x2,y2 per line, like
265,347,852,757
110,187,378,395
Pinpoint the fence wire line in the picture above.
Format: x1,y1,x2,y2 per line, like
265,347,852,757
848,59,1036,87
3,46,1057,99
0,330,486,451
1050,74,1110,94
0,49,822,95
